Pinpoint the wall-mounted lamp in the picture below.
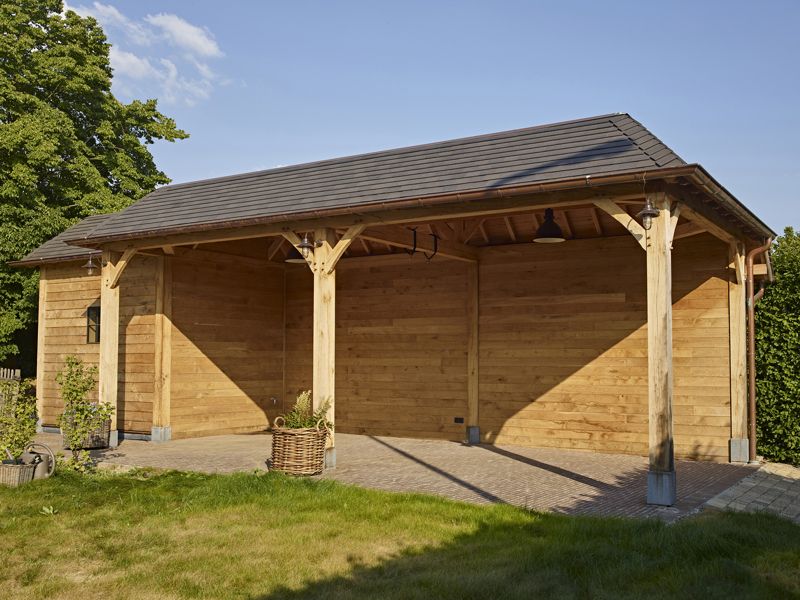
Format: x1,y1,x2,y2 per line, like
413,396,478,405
636,197,660,231
296,234,316,258
82,255,98,275
533,208,565,243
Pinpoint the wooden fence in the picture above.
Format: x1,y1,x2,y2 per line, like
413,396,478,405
0,368,21,381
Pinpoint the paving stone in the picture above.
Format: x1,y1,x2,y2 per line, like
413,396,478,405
34,431,755,523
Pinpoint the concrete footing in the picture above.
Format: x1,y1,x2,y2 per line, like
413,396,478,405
729,437,750,463
646,470,677,506
325,447,336,469
467,426,481,445
109,429,119,448
150,426,172,443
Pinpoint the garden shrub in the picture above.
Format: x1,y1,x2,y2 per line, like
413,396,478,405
0,379,37,461
755,227,800,464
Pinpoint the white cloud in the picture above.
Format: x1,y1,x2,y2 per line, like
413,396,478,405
63,2,224,107
145,13,222,58
109,47,158,79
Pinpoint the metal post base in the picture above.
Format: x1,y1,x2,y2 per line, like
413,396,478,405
325,447,336,469
729,438,749,463
646,470,677,506
109,429,119,448
150,426,172,443
467,425,481,445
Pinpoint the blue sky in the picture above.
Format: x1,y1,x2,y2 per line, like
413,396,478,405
68,0,799,233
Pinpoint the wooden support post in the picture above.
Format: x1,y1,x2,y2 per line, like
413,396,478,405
99,250,121,447
35,266,48,431
152,256,173,442
728,241,748,462
285,225,363,468
313,228,338,467
645,192,676,506
466,261,480,444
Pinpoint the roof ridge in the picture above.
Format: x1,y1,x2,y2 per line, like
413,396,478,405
150,113,626,194
609,114,685,167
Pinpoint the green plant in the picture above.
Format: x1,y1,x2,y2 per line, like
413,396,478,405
0,379,37,461
279,390,332,430
756,226,800,465
56,355,113,467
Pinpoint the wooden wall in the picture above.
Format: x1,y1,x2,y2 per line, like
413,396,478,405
38,263,101,426
169,253,285,438
479,233,731,460
285,257,470,440
38,257,157,433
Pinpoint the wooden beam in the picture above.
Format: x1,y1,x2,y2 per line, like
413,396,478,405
161,245,175,255
463,219,484,244
672,221,705,240
267,237,285,260
669,203,682,242
35,266,48,431
108,246,137,289
590,207,603,235
152,256,173,442
645,192,676,505
323,224,365,274
431,223,454,241
359,238,372,255
111,188,648,252
593,199,647,251
99,249,120,446
557,210,572,239
361,226,479,262
679,204,736,244
503,216,517,242
752,263,768,277
728,241,748,462
466,261,479,440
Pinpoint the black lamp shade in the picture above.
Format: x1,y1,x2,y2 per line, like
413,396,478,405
285,247,308,264
533,208,565,243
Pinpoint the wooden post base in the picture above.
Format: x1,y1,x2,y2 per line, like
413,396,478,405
109,430,119,448
325,447,336,469
467,426,480,445
729,438,749,463
151,426,172,443
646,470,677,506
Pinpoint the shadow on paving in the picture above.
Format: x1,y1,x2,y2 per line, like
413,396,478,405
252,511,800,600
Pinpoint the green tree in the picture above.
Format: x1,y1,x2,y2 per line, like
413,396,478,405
756,227,800,465
0,0,187,361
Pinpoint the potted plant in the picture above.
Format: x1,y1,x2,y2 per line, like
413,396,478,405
57,356,114,455
0,379,38,487
270,390,331,476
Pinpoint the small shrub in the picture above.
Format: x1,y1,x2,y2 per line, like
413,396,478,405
0,379,38,462
279,390,332,430
56,355,113,470
756,227,800,465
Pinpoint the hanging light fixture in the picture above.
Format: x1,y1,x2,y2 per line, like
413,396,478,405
636,197,660,231
533,208,565,243
285,247,308,264
82,255,98,275
296,234,316,258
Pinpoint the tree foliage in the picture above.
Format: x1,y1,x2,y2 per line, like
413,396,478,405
0,0,187,360
756,227,800,465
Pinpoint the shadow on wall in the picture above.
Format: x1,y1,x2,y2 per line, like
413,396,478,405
252,506,799,599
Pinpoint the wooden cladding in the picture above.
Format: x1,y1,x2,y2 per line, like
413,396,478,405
36,231,733,460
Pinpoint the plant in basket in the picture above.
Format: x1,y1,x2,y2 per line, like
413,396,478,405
270,390,332,476
0,379,38,487
57,355,114,471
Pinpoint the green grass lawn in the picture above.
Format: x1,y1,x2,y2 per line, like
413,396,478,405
1,470,798,600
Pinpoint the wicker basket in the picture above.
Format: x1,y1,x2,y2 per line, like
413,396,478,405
61,417,111,450
270,417,329,476
0,462,36,487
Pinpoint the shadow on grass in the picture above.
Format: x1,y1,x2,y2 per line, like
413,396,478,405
254,510,800,600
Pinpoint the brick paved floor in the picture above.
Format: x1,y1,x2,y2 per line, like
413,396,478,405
706,462,800,523
36,432,754,522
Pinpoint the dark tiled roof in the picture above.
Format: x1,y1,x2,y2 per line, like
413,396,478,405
72,113,685,243
10,214,110,266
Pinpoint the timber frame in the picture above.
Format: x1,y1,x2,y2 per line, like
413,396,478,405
16,115,776,507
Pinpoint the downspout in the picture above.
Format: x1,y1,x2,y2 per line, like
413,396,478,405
746,238,774,464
